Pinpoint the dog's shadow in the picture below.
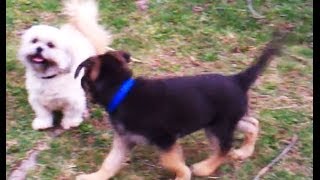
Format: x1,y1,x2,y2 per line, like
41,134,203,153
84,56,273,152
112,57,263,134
40,111,66,137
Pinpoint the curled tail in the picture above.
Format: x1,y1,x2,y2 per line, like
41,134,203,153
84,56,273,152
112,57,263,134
233,29,289,91
63,0,112,54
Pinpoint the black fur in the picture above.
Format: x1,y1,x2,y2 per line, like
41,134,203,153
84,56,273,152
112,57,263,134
76,30,287,154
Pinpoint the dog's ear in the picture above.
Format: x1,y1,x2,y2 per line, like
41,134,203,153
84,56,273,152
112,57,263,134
111,50,131,63
18,25,33,37
75,56,101,81
75,58,93,79
121,51,131,63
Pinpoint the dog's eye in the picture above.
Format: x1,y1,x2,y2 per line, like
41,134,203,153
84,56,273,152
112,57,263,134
47,42,55,48
31,38,38,43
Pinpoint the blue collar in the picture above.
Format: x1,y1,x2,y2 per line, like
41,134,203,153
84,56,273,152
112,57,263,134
107,78,136,113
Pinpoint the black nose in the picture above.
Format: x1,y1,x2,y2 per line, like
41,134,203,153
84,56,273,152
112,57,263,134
36,47,43,53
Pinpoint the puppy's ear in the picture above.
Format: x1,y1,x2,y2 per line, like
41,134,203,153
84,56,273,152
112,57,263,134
75,56,101,81
115,50,131,63
121,51,131,63
75,58,94,79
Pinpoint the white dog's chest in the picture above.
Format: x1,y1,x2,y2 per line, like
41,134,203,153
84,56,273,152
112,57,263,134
27,74,84,111
37,90,69,110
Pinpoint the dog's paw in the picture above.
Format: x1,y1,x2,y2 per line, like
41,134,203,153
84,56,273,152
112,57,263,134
229,147,254,160
242,117,259,127
32,118,53,130
175,177,191,180
76,174,91,180
61,118,83,129
191,162,214,177
175,167,191,180
76,173,105,180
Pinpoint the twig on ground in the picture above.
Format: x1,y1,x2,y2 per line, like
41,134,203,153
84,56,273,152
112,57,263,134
8,128,67,180
8,142,49,180
143,160,162,169
105,47,144,63
270,105,299,110
214,7,247,12
208,176,220,179
253,134,298,180
283,51,310,66
246,0,265,19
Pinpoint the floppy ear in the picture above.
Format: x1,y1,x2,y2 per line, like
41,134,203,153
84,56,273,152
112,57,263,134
121,51,131,63
18,25,33,37
116,50,131,63
74,59,93,79
75,56,101,81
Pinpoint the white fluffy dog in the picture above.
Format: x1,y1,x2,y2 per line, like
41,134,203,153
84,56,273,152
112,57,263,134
18,0,112,130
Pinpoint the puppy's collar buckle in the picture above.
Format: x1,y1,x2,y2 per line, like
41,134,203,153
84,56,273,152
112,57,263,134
107,78,136,113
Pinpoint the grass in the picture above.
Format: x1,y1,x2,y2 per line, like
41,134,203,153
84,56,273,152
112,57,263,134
6,0,312,179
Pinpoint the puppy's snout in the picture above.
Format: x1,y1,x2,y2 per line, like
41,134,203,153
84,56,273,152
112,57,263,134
36,47,43,53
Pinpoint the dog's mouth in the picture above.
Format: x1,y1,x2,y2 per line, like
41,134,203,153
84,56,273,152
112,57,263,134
27,54,48,64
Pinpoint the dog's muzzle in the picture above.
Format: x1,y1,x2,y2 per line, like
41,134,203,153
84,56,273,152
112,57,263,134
27,53,48,64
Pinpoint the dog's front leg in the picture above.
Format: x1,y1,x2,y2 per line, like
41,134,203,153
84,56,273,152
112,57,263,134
229,116,259,160
61,101,86,129
159,143,191,180
76,133,129,180
29,98,53,130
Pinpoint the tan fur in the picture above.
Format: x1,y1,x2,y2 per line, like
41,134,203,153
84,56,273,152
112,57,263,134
229,116,259,160
191,133,227,176
192,155,226,176
89,57,101,81
159,144,191,180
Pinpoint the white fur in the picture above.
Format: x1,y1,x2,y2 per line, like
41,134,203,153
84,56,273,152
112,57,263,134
17,0,112,130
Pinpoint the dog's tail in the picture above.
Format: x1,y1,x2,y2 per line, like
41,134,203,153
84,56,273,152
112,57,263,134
233,29,289,92
63,0,112,54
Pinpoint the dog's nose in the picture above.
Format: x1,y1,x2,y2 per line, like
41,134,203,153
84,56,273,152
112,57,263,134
36,47,43,53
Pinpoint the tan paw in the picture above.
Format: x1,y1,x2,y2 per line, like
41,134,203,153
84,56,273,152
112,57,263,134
243,117,259,127
76,173,104,180
229,147,254,160
191,161,214,177
76,174,90,180
175,166,191,180
175,176,191,180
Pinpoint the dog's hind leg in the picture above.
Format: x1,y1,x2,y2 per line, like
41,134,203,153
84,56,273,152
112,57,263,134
229,116,259,160
159,143,191,180
191,127,231,176
76,133,130,180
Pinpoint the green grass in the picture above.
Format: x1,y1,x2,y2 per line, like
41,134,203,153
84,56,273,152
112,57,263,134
6,0,312,179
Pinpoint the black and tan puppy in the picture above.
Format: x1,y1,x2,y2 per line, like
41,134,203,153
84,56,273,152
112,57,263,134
75,30,288,180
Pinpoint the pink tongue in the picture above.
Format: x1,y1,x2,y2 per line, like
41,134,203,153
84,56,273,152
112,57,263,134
33,57,44,62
